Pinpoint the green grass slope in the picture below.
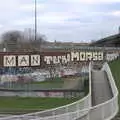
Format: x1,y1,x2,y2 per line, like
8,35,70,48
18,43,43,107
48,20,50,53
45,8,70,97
0,97,79,114
109,59,120,110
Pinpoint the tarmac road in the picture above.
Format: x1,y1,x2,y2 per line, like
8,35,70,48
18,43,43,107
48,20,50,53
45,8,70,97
0,69,114,120
91,70,113,106
77,69,113,120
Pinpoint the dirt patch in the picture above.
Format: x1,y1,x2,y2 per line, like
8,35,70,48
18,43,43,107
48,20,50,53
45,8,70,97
63,77,80,89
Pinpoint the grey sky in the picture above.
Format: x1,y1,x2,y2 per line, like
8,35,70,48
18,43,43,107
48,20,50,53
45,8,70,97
0,0,120,42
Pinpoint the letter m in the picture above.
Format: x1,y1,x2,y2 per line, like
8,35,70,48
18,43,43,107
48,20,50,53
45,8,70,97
71,52,79,61
4,56,16,67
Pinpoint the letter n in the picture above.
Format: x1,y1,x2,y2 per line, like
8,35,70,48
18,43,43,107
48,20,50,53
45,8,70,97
31,55,40,66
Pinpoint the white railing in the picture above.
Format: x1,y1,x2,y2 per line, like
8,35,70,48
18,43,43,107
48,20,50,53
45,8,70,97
89,63,119,120
0,92,91,120
0,64,91,120
0,62,118,120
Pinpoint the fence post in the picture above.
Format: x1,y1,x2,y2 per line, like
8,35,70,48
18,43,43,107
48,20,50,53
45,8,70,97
76,102,80,118
102,105,105,119
52,111,56,120
65,106,70,120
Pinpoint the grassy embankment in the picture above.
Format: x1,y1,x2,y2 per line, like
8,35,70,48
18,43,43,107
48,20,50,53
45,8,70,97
109,59,120,112
0,97,79,114
0,76,89,114
0,77,83,114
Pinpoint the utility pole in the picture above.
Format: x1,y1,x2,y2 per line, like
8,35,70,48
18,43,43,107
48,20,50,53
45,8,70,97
35,0,37,41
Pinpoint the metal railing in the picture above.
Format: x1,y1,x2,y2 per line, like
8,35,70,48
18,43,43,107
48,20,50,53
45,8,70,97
0,93,91,120
89,63,119,120
0,62,118,120
0,64,91,120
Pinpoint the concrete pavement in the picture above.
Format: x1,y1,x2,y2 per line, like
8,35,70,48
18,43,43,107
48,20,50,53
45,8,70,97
91,70,113,106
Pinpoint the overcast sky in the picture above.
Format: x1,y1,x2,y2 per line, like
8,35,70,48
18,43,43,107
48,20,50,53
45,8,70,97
0,0,120,42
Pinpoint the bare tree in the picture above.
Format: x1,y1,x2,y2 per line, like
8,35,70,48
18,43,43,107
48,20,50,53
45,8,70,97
1,29,48,52
1,30,23,51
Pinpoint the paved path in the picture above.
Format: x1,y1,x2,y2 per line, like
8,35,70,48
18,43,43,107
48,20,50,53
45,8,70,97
0,68,114,120
91,70,113,106
77,69,113,120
